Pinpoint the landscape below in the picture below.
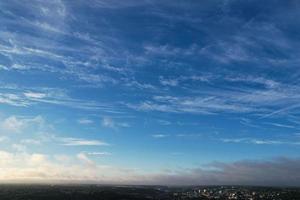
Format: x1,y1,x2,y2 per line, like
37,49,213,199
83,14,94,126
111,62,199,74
0,184,299,200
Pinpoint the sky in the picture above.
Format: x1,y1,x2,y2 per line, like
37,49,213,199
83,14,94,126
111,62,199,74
0,0,300,186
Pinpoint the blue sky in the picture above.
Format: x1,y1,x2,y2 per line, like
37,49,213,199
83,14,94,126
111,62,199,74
0,0,300,185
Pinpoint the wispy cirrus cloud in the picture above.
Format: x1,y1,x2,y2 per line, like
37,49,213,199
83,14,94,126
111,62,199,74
3,0,300,119
0,87,120,112
0,1,133,88
0,93,30,107
129,95,257,114
220,138,300,146
128,75,300,118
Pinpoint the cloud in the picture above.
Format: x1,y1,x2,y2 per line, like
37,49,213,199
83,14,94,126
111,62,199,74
0,88,119,112
1,116,25,133
86,152,112,156
101,117,115,128
264,122,296,129
145,45,183,57
59,137,109,146
101,117,130,129
20,139,41,145
127,77,300,117
124,80,157,90
0,150,139,184
141,157,300,186
89,0,150,9
0,93,30,107
152,134,169,138
23,92,47,99
159,77,179,87
12,144,27,152
77,118,94,125
77,153,95,166
0,115,44,133
2,0,300,119
54,155,71,163
129,95,255,114
0,1,124,88
157,119,171,126
220,138,300,146
0,150,299,186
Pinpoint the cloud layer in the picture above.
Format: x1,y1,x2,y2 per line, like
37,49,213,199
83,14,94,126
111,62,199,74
0,151,299,186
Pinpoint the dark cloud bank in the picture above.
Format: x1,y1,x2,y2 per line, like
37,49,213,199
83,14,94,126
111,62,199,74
134,157,300,186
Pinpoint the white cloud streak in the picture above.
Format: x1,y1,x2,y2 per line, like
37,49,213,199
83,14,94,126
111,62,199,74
59,137,109,146
220,138,300,146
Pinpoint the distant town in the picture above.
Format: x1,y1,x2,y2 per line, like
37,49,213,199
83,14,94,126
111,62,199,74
171,186,300,200
0,185,299,200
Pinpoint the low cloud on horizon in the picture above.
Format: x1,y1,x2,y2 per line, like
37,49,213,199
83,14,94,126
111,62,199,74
0,151,299,186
